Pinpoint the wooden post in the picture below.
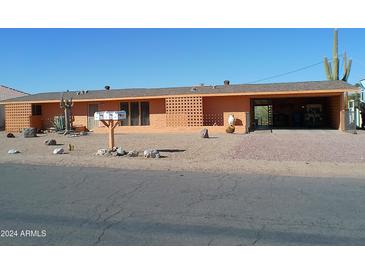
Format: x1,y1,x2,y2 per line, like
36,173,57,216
101,120,119,149
109,120,114,149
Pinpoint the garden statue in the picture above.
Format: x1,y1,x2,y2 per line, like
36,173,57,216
228,114,235,126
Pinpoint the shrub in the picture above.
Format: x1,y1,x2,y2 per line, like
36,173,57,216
51,116,65,131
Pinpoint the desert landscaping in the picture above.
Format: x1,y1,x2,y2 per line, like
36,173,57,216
1,129,365,178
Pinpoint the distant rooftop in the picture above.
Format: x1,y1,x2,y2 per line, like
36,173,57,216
1,80,358,103
0,85,28,101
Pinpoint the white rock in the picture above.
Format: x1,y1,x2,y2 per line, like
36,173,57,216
44,139,57,145
144,149,151,158
53,148,64,155
116,147,127,156
8,149,20,154
96,148,108,156
151,149,160,158
127,150,139,157
144,149,160,158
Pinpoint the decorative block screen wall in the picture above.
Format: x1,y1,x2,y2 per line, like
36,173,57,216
203,113,224,126
165,96,203,127
5,103,32,132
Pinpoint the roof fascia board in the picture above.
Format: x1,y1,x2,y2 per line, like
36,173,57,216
0,88,355,105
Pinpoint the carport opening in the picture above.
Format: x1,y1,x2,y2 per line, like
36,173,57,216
252,96,340,130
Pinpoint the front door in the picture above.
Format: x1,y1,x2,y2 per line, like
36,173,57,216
88,104,99,129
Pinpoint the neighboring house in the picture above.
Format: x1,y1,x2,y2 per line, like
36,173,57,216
358,80,365,129
0,85,28,130
0,80,358,133
360,79,365,103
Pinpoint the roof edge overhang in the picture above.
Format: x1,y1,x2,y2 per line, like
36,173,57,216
0,88,357,105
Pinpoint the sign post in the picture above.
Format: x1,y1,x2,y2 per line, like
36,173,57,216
94,111,126,149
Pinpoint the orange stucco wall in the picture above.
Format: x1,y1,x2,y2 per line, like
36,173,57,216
327,95,343,129
38,99,165,131
41,103,62,128
40,102,88,129
99,99,166,133
149,98,166,127
72,102,88,127
202,96,250,132
4,91,346,133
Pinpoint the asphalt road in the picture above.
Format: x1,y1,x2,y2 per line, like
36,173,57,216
1,164,365,245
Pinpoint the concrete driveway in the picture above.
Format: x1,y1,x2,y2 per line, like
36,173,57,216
1,164,365,245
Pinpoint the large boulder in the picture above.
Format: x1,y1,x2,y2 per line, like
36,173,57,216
23,127,37,138
144,149,160,158
8,149,20,154
53,148,64,155
44,139,57,146
6,133,15,138
200,128,209,138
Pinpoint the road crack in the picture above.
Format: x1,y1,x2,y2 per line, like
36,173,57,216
252,224,266,245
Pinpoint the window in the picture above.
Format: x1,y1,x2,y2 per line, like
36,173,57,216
120,102,129,126
141,102,150,125
130,102,139,126
32,104,42,116
120,101,150,126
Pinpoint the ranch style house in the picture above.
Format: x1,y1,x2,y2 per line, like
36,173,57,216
0,80,358,134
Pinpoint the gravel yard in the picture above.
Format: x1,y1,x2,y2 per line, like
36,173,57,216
233,130,365,163
1,130,365,177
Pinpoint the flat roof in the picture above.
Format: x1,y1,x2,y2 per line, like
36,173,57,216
0,80,358,104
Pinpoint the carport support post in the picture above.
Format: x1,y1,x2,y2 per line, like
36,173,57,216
101,120,119,149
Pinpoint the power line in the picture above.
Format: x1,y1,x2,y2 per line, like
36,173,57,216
245,55,343,84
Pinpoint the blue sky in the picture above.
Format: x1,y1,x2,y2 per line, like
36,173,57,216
1,28,365,94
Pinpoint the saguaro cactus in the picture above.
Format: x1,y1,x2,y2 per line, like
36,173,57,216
60,96,73,135
342,52,352,81
323,29,352,82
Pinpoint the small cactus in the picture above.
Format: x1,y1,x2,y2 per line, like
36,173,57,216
68,144,75,151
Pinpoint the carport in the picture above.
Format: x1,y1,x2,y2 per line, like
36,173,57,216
251,94,343,130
